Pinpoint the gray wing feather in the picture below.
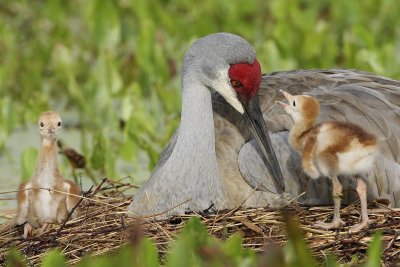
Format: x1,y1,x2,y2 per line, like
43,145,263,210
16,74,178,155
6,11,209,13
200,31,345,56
260,69,400,163
151,127,179,174
257,69,400,205
239,133,333,205
238,138,280,194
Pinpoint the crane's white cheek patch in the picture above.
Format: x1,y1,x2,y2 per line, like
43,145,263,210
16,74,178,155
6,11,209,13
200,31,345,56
212,69,244,114
224,94,244,114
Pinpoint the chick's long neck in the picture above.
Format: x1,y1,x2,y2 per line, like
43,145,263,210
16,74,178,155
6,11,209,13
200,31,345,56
289,116,317,151
33,137,62,186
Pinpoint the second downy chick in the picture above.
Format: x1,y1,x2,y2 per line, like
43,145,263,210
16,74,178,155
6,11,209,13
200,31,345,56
278,90,378,232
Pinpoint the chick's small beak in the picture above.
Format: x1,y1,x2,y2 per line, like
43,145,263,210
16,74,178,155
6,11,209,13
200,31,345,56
276,101,288,109
279,89,294,102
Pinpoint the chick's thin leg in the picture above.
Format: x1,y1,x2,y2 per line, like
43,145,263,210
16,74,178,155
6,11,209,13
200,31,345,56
314,176,345,229
65,180,81,219
349,177,369,232
16,182,32,239
41,222,49,232
23,223,33,239
16,182,29,225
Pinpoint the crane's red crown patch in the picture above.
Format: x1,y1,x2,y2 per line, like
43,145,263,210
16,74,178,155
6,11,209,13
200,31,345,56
228,59,262,100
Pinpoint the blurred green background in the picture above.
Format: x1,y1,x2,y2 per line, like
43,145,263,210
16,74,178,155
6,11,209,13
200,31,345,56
0,0,399,206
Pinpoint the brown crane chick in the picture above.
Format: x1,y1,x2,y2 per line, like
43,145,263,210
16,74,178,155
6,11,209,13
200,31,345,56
277,90,378,232
15,111,81,238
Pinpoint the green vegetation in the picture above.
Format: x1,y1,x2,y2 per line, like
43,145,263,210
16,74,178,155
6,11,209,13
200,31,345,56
6,217,383,266
0,0,395,264
0,0,399,181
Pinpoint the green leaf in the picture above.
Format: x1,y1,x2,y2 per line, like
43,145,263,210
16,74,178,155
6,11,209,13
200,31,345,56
325,254,338,267
41,250,67,267
117,240,160,267
6,248,26,267
90,132,106,170
89,0,121,49
283,212,317,267
364,231,382,267
1,96,17,135
90,130,115,177
119,136,137,162
77,239,159,267
166,217,211,267
222,234,256,266
134,238,160,267
78,256,111,267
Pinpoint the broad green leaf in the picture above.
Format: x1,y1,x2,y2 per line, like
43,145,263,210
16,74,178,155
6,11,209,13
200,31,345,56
41,250,67,267
283,212,317,267
325,254,338,267
117,240,159,267
6,248,26,267
222,234,256,266
166,217,211,267
364,231,382,267
137,238,160,267
78,256,111,267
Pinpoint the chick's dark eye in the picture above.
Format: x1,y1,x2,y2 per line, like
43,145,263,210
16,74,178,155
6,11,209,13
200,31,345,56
230,80,243,88
57,121,62,127
40,122,44,128
293,101,296,107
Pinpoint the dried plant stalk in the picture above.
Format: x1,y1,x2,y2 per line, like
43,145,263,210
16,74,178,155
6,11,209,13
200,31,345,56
1,179,399,266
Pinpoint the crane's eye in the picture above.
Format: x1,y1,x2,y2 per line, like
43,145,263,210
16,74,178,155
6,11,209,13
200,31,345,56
293,101,296,107
57,121,62,127
230,80,243,88
39,122,45,128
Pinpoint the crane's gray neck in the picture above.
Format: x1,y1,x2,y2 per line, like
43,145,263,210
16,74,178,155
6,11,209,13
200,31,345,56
159,76,226,208
128,72,228,217
173,78,217,161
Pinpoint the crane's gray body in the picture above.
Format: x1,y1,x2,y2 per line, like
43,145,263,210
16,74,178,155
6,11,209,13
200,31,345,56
242,69,400,206
128,34,400,218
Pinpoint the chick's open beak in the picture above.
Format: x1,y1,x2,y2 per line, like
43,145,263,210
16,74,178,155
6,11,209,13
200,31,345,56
279,89,294,102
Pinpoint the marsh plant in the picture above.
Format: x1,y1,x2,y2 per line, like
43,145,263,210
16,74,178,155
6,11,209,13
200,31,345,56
6,217,383,267
0,0,399,182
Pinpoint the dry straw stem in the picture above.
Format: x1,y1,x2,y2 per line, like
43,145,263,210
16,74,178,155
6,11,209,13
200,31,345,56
0,179,399,266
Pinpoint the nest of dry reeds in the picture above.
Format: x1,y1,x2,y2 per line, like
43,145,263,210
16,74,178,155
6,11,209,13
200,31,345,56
1,179,399,266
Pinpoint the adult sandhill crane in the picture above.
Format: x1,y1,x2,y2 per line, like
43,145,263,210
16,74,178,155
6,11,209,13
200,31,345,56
128,32,400,218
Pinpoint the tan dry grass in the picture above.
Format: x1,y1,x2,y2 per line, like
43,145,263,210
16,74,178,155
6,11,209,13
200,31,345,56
1,179,399,266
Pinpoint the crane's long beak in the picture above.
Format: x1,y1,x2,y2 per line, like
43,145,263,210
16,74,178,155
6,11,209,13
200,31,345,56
241,95,285,194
